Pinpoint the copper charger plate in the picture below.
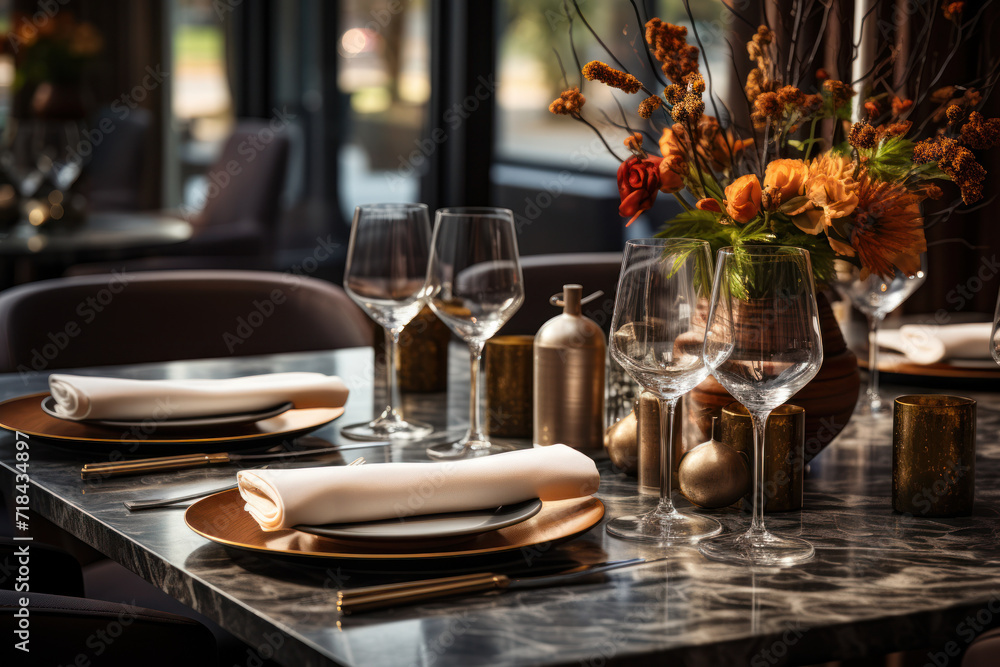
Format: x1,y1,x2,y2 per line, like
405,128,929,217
0,392,344,449
185,489,605,561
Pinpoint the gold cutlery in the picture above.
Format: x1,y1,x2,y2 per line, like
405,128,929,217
337,556,657,614
82,441,386,480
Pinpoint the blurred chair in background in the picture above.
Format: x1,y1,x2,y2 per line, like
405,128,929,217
500,252,622,336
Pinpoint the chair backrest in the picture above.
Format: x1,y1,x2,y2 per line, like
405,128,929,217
194,120,290,238
0,270,373,374
500,252,623,336
83,107,152,212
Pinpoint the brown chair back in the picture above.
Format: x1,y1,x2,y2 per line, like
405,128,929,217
500,252,622,336
0,270,372,374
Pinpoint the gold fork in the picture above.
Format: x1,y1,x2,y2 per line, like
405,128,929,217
124,456,366,511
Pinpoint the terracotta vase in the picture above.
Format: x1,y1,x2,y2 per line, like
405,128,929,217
688,291,859,462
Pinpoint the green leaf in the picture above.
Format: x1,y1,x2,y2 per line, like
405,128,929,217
862,136,915,181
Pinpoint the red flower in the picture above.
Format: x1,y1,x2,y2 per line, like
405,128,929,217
617,156,662,226
695,198,721,212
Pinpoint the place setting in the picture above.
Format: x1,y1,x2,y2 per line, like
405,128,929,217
0,370,351,452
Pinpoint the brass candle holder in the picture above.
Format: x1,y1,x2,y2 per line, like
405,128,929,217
720,402,805,513
485,335,535,438
892,395,976,517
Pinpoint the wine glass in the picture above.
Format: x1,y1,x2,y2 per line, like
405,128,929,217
424,207,525,459
833,257,926,416
605,238,722,544
700,246,823,566
340,203,434,441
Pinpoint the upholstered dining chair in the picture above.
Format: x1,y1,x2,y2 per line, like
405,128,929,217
66,119,291,276
0,269,372,373
499,252,623,336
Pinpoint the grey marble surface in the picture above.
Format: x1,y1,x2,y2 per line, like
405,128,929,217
2,347,1000,666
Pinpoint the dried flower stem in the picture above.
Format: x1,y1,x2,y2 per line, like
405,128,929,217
683,0,738,170
629,0,668,88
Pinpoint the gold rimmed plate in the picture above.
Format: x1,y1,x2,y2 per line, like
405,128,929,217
0,392,344,451
184,489,605,561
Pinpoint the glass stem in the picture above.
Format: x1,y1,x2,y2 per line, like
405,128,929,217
748,410,771,537
866,313,882,408
656,397,679,514
385,328,402,422
467,341,487,445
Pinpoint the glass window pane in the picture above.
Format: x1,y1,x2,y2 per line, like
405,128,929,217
496,0,729,172
337,0,430,220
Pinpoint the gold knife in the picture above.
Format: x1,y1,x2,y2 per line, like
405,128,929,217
337,557,658,614
80,442,387,480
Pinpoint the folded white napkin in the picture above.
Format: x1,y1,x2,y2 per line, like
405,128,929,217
47,372,349,421
876,323,993,365
237,444,600,532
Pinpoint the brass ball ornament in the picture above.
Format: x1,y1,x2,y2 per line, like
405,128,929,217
678,421,750,509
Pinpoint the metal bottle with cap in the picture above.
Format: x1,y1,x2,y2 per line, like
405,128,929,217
533,284,606,454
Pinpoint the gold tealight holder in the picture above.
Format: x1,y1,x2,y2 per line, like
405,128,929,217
893,395,976,517
720,402,805,513
485,335,534,438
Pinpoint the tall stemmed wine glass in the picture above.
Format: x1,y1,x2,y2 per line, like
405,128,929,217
605,238,722,544
425,207,524,459
700,246,823,566
341,203,434,441
833,257,926,416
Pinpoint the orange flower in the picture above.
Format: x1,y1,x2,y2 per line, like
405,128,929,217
807,176,859,222
658,157,685,193
659,126,688,162
696,198,722,212
617,156,663,226
724,174,762,223
763,159,807,209
848,171,927,279
788,154,858,233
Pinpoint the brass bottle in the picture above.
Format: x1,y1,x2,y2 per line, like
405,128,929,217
533,284,606,454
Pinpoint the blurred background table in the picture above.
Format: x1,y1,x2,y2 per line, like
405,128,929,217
0,211,192,286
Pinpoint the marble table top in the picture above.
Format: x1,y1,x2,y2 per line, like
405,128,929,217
2,347,1000,667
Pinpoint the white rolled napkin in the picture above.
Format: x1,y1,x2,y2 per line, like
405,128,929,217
877,323,993,365
237,444,600,532
47,372,349,421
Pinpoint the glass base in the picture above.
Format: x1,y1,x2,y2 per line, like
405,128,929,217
605,506,722,545
426,437,515,460
855,392,889,418
340,415,434,442
698,528,815,566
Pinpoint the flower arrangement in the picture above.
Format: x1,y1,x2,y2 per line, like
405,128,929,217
548,2,1000,284
2,13,103,91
